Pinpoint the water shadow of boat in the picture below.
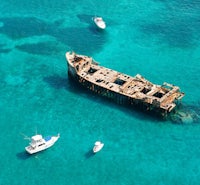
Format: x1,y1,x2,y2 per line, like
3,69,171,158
16,151,31,160
77,14,93,24
84,149,95,159
43,75,68,90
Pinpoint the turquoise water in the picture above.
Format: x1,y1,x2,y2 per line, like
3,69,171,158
0,0,200,184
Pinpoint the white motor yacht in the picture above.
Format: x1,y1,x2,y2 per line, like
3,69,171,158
25,133,60,154
93,141,104,153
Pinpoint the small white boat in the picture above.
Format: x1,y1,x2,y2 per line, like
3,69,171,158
93,141,104,153
25,133,60,154
93,17,106,29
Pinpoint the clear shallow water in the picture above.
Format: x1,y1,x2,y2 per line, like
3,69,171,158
0,0,200,185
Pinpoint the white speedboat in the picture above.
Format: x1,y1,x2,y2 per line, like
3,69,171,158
93,17,106,29
93,141,104,153
25,133,60,154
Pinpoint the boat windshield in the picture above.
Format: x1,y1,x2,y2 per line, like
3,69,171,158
45,136,51,141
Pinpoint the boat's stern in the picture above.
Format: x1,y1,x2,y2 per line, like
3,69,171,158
25,146,35,154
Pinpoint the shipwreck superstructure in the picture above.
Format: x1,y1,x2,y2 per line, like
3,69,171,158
66,51,184,116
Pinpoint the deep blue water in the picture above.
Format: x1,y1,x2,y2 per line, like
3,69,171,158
0,0,200,185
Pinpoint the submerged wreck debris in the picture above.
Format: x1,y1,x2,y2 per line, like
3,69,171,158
65,51,184,117
169,104,200,124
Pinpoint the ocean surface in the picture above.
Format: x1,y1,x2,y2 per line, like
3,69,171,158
0,0,200,184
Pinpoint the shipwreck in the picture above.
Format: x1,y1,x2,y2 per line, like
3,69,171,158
65,51,184,117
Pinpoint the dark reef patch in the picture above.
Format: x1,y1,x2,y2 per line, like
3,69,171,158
15,41,62,55
0,16,108,55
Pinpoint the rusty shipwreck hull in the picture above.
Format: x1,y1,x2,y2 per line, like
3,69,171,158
66,51,184,117
67,71,172,116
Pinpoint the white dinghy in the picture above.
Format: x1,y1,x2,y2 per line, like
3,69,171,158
93,141,104,153
93,17,106,29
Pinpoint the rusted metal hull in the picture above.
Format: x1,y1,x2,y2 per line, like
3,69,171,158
66,52,184,117
68,66,168,116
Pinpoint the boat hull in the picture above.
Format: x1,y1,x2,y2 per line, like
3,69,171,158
68,69,168,116
93,17,106,29
93,143,104,153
